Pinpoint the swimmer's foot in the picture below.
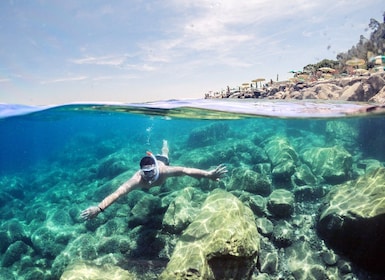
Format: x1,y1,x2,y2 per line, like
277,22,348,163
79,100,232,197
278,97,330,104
162,139,169,156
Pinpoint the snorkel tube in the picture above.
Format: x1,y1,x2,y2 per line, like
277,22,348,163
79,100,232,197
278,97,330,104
146,151,159,184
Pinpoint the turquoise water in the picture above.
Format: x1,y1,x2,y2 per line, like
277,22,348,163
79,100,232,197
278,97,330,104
1,100,385,279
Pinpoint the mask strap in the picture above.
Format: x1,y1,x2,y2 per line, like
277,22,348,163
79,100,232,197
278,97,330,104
146,151,159,183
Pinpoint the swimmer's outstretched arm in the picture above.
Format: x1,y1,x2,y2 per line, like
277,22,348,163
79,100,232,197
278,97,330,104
166,164,227,181
80,173,142,220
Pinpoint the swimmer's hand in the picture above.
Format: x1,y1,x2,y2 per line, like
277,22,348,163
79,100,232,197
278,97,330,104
209,164,228,181
81,206,102,220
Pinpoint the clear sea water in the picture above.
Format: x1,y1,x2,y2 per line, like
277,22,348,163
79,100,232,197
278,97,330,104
1,99,385,279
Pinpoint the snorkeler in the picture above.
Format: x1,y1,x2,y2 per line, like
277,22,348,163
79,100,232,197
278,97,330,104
81,140,227,220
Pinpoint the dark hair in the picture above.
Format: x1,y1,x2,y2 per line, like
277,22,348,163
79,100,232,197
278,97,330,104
140,156,155,168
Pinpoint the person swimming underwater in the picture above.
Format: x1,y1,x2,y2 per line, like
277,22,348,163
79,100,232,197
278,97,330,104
81,140,227,220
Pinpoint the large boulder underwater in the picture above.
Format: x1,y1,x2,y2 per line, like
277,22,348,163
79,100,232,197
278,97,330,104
60,261,137,280
160,189,260,280
317,167,385,272
162,187,207,234
264,137,298,184
302,145,352,184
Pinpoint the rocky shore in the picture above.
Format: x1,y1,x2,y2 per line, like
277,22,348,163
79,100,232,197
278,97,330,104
205,72,385,104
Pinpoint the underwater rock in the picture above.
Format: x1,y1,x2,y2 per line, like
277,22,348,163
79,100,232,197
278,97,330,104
128,193,162,227
302,145,352,184
286,241,327,280
96,219,127,237
292,164,317,187
317,167,385,272
0,268,14,279
0,219,30,254
84,214,108,232
60,261,134,280
160,189,260,280
259,251,279,275
325,120,358,149
357,117,385,161
271,220,294,248
264,137,298,184
256,218,274,237
51,234,99,278
244,194,266,217
337,259,353,275
95,154,130,179
247,145,269,164
0,176,25,200
226,140,268,166
177,145,225,170
2,240,30,267
354,158,383,178
321,249,339,266
267,189,294,218
31,226,67,259
293,185,326,202
126,224,165,259
187,122,230,148
29,209,77,257
49,208,74,226
253,163,271,176
0,191,14,211
21,267,46,280
97,236,127,255
162,187,207,234
227,168,272,196
253,273,271,280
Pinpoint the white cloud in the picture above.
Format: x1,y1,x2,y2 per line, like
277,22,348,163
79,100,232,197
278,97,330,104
91,74,139,81
70,54,157,72
40,76,88,84
71,55,127,66
137,0,327,70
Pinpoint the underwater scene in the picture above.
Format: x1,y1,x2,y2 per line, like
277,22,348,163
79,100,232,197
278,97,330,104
1,100,385,280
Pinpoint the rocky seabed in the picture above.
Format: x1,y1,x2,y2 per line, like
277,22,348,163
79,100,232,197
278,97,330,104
1,121,385,280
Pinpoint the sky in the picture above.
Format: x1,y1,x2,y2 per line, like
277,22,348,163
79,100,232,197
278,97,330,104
0,0,384,105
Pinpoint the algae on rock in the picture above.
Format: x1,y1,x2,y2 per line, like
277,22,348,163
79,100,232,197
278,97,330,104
162,187,207,234
317,167,385,272
267,189,294,219
227,167,272,196
160,189,260,280
302,145,352,184
264,137,298,183
60,261,137,280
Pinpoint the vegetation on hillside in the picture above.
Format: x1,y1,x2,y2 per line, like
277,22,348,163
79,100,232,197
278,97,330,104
303,12,385,73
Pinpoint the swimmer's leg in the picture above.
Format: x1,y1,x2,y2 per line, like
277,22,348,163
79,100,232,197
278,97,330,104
155,140,170,165
161,139,169,158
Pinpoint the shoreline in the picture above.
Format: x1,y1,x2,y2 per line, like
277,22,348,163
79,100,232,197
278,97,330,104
205,72,385,104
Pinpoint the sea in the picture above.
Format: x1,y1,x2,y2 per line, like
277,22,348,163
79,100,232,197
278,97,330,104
1,99,385,280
